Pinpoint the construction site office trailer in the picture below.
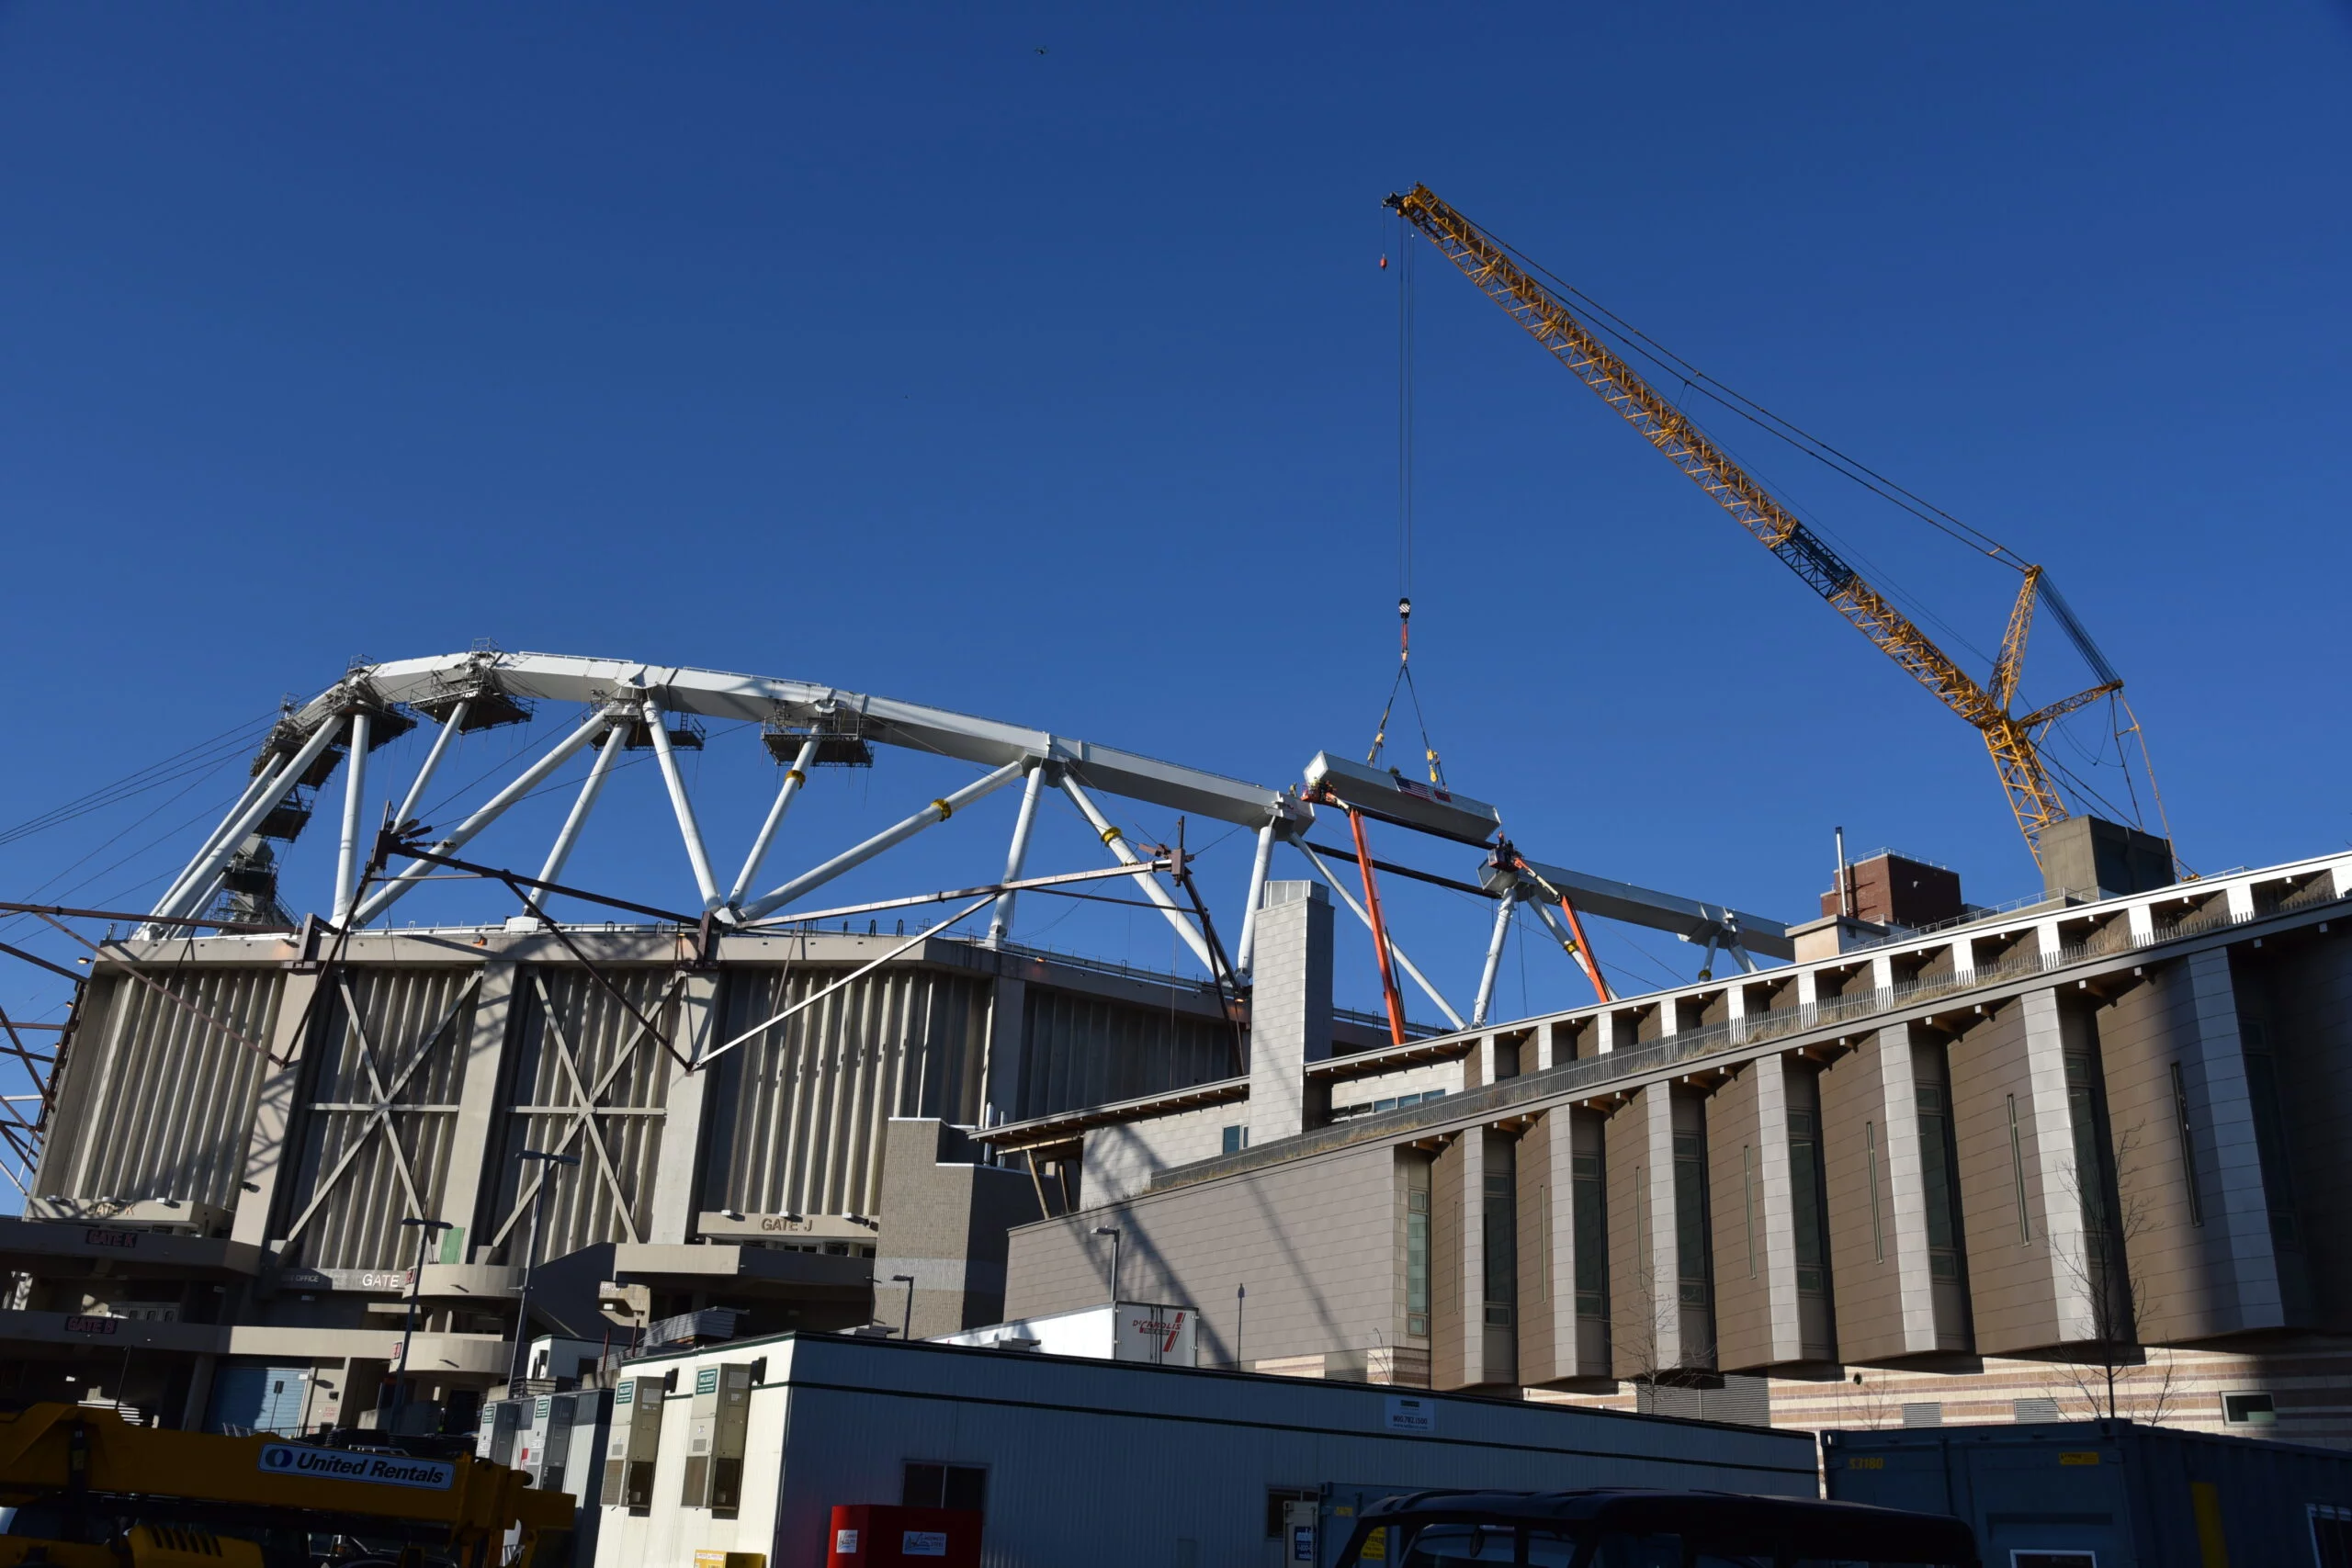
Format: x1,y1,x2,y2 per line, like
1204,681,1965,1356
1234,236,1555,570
588,1333,1815,1568
1825,1419,2352,1566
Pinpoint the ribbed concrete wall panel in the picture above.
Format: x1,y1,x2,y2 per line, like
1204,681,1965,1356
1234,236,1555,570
1013,987,1231,1122
40,968,281,1212
482,968,676,1260
704,967,988,1222
274,969,481,1270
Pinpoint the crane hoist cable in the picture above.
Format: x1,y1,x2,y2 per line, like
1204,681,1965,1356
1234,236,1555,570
1384,183,2173,869
1367,220,1447,788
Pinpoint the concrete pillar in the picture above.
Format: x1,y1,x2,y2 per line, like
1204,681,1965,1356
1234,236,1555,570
1607,1084,1690,1378
1819,1024,1943,1361
232,972,321,1248
646,971,724,1245
2179,949,2289,1327
1430,1130,1486,1390
980,974,1027,1127
1517,1108,1579,1383
1950,987,2104,1354
1247,882,1331,1149
441,962,517,1259
1708,1055,1806,1369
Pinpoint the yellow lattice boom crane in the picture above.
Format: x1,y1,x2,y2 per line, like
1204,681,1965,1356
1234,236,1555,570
1385,183,2137,868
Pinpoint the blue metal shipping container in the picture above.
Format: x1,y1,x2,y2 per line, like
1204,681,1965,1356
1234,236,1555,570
1824,1418,2352,1567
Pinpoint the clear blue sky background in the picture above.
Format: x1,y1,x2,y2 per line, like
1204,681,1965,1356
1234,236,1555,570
3,3,2347,1035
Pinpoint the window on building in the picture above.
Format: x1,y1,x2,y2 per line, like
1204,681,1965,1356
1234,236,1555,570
902,1461,987,1514
2239,1020,2301,1248
1406,1183,1430,1337
2064,1047,2120,1284
1915,1082,1965,1282
1572,1152,1606,1321
1264,1487,1317,1539
2170,1061,2204,1225
1788,1110,1826,1294
1739,1144,1756,1280
1484,1152,1516,1327
1672,1131,1709,1308
2007,1094,2032,1243
1863,1121,1884,1264
2221,1391,2277,1427
1222,1125,1249,1155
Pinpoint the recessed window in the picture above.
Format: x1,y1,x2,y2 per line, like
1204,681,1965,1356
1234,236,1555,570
2221,1391,2277,1427
1222,1125,1249,1155
902,1461,987,1513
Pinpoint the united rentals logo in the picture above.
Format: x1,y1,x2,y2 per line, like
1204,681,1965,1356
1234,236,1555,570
257,1444,454,1491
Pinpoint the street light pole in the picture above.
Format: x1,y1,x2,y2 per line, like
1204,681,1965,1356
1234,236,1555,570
507,1149,581,1393
1091,1225,1121,1307
390,1216,453,1437
891,1274,916,1340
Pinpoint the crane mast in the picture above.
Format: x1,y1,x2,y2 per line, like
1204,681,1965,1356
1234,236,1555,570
1385,184,2121,866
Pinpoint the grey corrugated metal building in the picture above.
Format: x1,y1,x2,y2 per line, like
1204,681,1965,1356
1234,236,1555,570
588,1332,1815,1568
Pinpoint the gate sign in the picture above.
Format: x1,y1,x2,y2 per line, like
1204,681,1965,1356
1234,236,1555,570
258,1444,456,1491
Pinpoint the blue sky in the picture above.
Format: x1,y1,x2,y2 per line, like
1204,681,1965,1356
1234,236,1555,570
3,2,2347,1037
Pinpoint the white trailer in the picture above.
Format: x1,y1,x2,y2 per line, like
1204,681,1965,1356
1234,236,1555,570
590,1332,1815,1568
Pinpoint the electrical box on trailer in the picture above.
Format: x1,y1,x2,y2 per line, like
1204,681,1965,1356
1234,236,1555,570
825,1506,982,1568
1303,752,1500,845
682,1362,755,1513
602,1375,666,1511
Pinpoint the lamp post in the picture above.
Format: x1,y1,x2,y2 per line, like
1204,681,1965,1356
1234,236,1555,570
1091,1225,1122,1307
390,1216,453,1437
891,1274,917,1340
508,1149,581,1393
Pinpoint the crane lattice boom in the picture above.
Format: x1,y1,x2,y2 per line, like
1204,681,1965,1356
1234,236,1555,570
1385,184,2120,864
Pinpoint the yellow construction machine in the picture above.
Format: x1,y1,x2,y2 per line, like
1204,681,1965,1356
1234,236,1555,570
0,1404,574,1568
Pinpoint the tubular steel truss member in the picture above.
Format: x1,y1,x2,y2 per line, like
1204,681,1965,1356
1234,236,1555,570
1471,886,1518,1028
1492,848,1614,1004
1290,839,1464,1032
738,758,1029,923
1344,807,1410,1047
1058,774,1220,976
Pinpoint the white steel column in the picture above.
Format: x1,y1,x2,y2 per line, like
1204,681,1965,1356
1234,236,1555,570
153,717,345,923
986,762,1048,947
1058,776,1217,976
149,757,288,922
332,711,372,926
353,707,619,927
538,725,628,888
1471,888,1517,1026
644,697,722,913
392,699,469,831
740,758,1027,921
727,738,821,909
1295,842,1465,1030
1234,819,1278,977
